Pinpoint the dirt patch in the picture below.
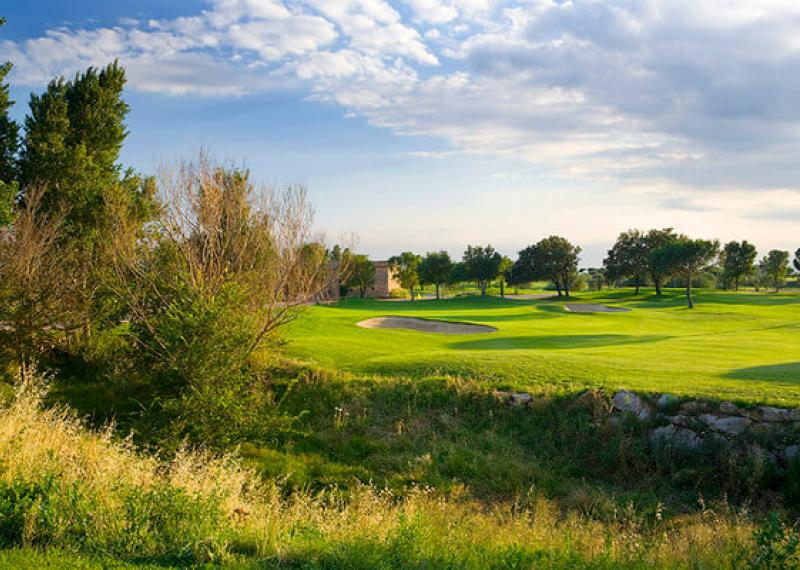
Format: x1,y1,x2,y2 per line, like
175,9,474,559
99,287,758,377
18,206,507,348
357,316,497,334
565,304,631,313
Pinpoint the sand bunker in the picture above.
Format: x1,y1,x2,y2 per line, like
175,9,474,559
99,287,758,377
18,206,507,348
565,304,631,313
357,316,496,334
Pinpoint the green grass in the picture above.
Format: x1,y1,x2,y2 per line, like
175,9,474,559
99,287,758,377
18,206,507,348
286,288,800,406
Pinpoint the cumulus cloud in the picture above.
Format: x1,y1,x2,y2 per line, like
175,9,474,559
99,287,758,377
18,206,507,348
2,0,800,193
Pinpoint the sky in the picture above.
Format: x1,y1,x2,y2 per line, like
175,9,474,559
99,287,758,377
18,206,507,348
2,0,799,266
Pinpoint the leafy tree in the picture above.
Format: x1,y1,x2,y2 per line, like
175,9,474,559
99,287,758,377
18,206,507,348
649,237,719,308
720,240,757,291
389,251,422,300
584,267,607,291
498,255,513,298
0,17,18,185
760,250,790,292
462,244,502,296
344,254,376,298
793,248,800,273
645,228,678,295
418,250,453,300
604,230,648,294
514,236,581,297
449,261,467,286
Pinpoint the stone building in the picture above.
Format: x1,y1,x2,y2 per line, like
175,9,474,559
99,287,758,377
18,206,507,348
324,260,400,300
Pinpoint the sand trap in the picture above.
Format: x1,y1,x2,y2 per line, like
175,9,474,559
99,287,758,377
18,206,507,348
565,304,631,313
357,316,496,334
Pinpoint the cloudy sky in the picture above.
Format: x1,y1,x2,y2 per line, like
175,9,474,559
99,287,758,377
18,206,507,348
2,0,799,265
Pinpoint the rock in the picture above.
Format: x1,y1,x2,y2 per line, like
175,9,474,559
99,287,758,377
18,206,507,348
789,409,800,422
509,392,532,406
748,423,785,440
679,401,708,415
783,445,799,463
656,394,679,410
699,414,752,436
612,391,653,421
760,406,790,423
575,389,610,418
651,425,702,450
719,402,740,415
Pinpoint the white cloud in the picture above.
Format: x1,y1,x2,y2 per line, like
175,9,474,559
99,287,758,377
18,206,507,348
3,0,800,195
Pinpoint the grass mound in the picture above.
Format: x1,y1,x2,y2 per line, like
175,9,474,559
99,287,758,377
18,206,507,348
0,379,775,568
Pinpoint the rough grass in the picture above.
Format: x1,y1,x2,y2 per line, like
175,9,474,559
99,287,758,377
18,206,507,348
285,288,800,406
0,380,766,568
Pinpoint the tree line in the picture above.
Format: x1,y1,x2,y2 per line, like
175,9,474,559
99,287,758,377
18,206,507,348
337,230,798,308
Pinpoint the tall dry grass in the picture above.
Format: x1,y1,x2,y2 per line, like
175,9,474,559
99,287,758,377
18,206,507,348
0,379,758,568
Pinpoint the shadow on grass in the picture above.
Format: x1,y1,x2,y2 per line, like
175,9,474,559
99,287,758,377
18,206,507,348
449,334,670,351
724,362,800,383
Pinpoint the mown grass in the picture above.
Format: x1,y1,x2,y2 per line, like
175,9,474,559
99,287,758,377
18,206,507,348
0,381,776,568
285,288,800,406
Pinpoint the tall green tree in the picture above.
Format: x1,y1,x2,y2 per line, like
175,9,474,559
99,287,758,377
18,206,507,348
0,17,19,224
418,250,453,300
462,244,502,296
645,228,677,295
793,248,800,273
514,236,581,297
344,254,376,298
759,250,790,292
720,240,757,291
497,255,513,298
649,237,719,308
603,230,648,294
389,252,422,300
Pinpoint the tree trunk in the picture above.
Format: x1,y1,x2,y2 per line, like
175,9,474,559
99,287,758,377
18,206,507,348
635,279,640,295
553,276,562,297
435,283,440,300
410,286,415,301
500,280,505,298
480,281,487,296
653,276,662,296
685,275,694,308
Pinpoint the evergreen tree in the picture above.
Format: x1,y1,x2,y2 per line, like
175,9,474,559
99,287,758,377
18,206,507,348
0,17,19,224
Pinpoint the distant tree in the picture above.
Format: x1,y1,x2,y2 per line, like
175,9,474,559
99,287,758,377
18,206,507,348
389,251,422,300
720,240,757,291
0,17,18,185
759,250,790,292
649,237,719,308
497,255,513,298
514,236,581,297
645,228,678,295
418,250,453,300
793,248,800,273
584,267,607,291
462,244,502,296
344,254,375,298
604,230,648,294
449,261,467,287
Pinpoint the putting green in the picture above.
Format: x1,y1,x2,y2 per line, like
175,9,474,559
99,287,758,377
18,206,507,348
285,289,800,406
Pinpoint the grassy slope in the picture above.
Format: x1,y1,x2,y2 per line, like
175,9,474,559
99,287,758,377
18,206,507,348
285,288,800,406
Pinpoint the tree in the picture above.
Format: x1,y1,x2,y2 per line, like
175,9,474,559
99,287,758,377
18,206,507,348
720,240,757,291
759,250,790,292
604,230,648,294
418,250,453,300
649,237,719,308
645,228,678,295
462,244,502,296
793,248,800,273
498,255,513,298
514,236,581,297
389,252,421,300
344,254,376,298
0,17,18,185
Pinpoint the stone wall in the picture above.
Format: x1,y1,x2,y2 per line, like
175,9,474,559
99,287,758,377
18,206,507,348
497,388,800,469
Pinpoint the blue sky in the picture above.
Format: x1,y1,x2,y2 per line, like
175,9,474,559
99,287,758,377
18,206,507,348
2,1,800,265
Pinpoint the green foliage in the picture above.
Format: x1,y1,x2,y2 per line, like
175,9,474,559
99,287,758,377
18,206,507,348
418,250,453,299
649,236,718,308
389,251,422,300
343,254,376,298
793,248,800,273
721,240,758,290
513,236,581,296
750,513,800,568
760,250,790,292
0,180,16,226
644,228,678,295
0,18,18,184
603,230,649,293
462,244,502,295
